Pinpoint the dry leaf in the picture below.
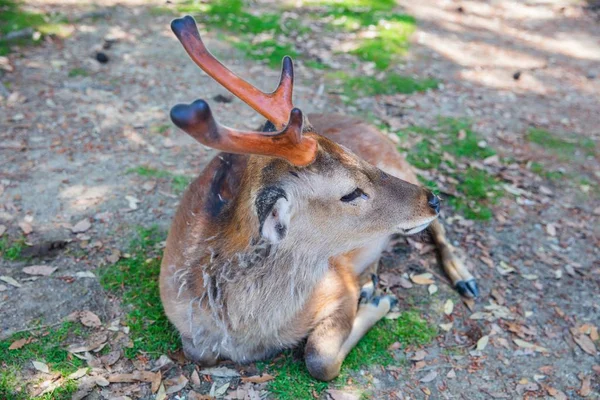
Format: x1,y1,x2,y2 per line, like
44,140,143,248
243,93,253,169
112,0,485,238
156,383,167,400
241,374,275,384
32,361,49,373
107,249,121,264
165,375,188,394
79,311,102,328
68,368,89,380
95,376,110,387
573,333,597,356
420,370,437,383
590,327,599,341
125,195,140,210
0,275,21,287
476,335,490,351
101,350,120,366
411,273,434,285
411,350,427,361
200,367,240,377
546,386,567,400
327,389,360,400
190,369,200,386
579,374,592,397
9,337,32,350
23,265,57,276
546,224,556,236
439,322,453,332
19,221,33,235
513,339,549,353
152,371,162,394
446,369,456,379
497,261,515,275
71,219,92,233
428,284,438,295
444,299,454,315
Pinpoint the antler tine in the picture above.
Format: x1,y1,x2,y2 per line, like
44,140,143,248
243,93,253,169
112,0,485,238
171,16,294,129
170,99,317,167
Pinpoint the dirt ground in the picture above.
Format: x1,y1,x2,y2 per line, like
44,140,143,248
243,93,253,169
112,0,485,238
1,0,599,399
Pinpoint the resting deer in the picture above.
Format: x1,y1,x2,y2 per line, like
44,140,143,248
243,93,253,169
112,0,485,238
160,16,478,381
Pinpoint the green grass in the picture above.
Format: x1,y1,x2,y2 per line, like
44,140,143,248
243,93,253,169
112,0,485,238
0,235,25,260
530,162,564,181
231,38,298,68
0,322,86,399
127,166,191,194
526,127,596,160
67,67,88,78
330,72,438,100
401,118,501,220
263,311,437,400
100,226,179,358
0,0,69,55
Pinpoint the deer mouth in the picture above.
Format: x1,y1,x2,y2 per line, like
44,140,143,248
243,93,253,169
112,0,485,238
398,217,437,236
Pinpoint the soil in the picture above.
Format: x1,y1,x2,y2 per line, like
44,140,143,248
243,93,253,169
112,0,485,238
1,0,598,399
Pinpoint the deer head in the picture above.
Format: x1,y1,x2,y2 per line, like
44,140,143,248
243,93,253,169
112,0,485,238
169,16,438,254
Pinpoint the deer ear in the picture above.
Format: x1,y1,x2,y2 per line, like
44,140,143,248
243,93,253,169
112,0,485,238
256,187,291,244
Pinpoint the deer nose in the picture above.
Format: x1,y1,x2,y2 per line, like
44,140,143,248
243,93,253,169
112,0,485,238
427,192,440,214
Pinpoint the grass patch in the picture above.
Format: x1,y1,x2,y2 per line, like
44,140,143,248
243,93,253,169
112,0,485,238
401,118,501,220
100,226,179,358
67,67,88,78
526,127,596,160
0,322,86,399
127,166,191,194
231,38,298,68
0,235,25,260
530,162,564,181
262,311,436,400
0,0,69,55
330,72,438,100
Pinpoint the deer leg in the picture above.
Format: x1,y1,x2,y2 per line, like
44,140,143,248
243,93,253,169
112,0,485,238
305,277,395,381
429,219,479,298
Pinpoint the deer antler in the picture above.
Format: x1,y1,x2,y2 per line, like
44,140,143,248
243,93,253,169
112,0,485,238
169,15,317,167
171,15,294,130
170,99,317,166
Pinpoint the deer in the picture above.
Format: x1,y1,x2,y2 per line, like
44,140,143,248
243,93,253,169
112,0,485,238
160,16,478,381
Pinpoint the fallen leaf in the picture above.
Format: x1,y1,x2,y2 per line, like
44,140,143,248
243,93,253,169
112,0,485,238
497,261,515,275
19,221,33,235
106,249,121,264
476,335,490,351
156,383,167,400
165,374,188,394
446,369,456,379
545,385,567,400
444,299,454,315
23,265,57,276
95,376,110,387
0,284,7,292
101,350,121,366
420,370,437,383
199,366,240,377
0,275,21,287
241,373,274,384
590,327,599,341
152,371,162,393
513,339,549,353
439,322,453,332
327,389,360,400
125,195,140,210
79,311,102,328
210,381,230,397
428,284,438,295
190,369,200,386
573,333,597,356
71,219,92,233
411,350,427,361
32,361,49,373
579,374,592,397
67,368,89,380
411,273,434,285
546,224,557,236
0,224,6,236
9,337,32,350
75,271,96,278
189,392,213,400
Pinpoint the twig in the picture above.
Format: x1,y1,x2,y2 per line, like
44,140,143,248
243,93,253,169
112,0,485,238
8,321,65,336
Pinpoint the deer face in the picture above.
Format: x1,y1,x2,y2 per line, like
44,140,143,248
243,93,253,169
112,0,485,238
251,135,439,252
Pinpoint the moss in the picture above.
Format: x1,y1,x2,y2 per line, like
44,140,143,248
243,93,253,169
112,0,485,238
0,235,25,260
527,127,596,159
67,67,88,78
401,118,501,220
330,71,438,101
0,322,86,399
262,311,437,400
100,226,179,358
0,0,69,55
127,166,191,194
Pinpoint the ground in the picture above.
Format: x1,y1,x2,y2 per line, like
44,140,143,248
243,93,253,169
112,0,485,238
0,0,599,399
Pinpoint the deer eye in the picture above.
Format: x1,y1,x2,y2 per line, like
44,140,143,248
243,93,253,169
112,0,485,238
340,188,368,202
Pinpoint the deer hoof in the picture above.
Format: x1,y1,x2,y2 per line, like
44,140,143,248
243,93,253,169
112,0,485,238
359,274,378,304
455,279,479,298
